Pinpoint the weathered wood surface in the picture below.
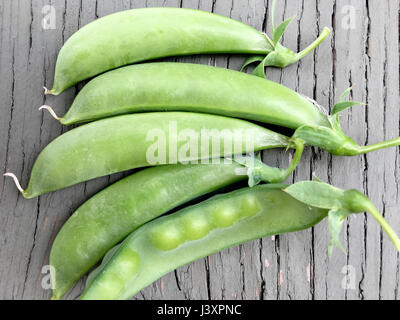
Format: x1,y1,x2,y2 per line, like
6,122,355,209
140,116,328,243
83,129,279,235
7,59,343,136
0,0,399,300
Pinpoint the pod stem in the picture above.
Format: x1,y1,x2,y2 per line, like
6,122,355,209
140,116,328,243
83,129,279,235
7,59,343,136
282,139,304,180
264,139,304,183
296,27,331,60
264,139,305,183
356,137,400,155
233,139,302,187
4,173,25,194
364,201,400,252
39,105,61,121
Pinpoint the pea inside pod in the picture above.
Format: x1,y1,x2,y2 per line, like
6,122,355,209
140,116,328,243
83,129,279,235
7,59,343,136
80,184,328,300
46,6,329,95
4,112,294,198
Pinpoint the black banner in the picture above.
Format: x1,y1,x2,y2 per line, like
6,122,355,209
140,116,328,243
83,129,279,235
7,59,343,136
0,299,396,318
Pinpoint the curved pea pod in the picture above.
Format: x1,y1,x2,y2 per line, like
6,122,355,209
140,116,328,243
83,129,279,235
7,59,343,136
46,7,330,95
49,63,329,130
49,152,303,300
80,184,328,300
43,62,400,157
4,112,293,199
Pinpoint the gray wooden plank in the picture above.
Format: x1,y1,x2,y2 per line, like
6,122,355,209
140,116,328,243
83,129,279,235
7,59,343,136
320,0,368,300
0,0,45,300
312,0,336,300
363,0,400,300
379,0,400,300
279,0,317,300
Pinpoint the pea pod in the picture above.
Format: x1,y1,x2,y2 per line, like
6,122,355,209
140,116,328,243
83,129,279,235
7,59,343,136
49,154,303,300
42,62,400,156
4,112,298,199
46,63,329,129
79,184,328,300
80,181,400,300
45,6,330,95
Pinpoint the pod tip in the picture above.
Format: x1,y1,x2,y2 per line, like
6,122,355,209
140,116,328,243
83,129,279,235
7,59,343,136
39,105,61,121
43,86,51,95
4,172,25,194
43,86,59,96
323,27,331,34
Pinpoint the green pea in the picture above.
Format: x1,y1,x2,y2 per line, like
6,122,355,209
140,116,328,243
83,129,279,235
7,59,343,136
182,214,211,241
111,249,141,282
6,112,290,199
212,206,240,228
240,195,261,217
89,272,126,301
86,248,140,300
80,185,328,300
151,223,184,251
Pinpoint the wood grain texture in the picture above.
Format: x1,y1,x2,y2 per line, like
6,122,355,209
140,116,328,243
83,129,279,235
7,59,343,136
0,0,398,300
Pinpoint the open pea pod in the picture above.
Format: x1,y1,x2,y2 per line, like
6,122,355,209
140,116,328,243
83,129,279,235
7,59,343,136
79,184,328,300
80,181,399,300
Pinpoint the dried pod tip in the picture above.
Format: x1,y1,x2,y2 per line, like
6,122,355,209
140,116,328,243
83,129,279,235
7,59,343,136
43,86,51,95
3,172,25,194
39,105,61,121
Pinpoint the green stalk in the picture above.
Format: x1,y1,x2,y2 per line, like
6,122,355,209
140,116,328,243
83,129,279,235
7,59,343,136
365,201,400,252
281,139,304,181
295,27,331,60
264,34,275,50
258,139,304,183
356,137,400,155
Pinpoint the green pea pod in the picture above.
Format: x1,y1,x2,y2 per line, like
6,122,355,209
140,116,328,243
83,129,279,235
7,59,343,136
4,112,295,199
46,63,328,129
79,184,328,300
46,7,329,95
42,63,400,156
49,151,303,300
